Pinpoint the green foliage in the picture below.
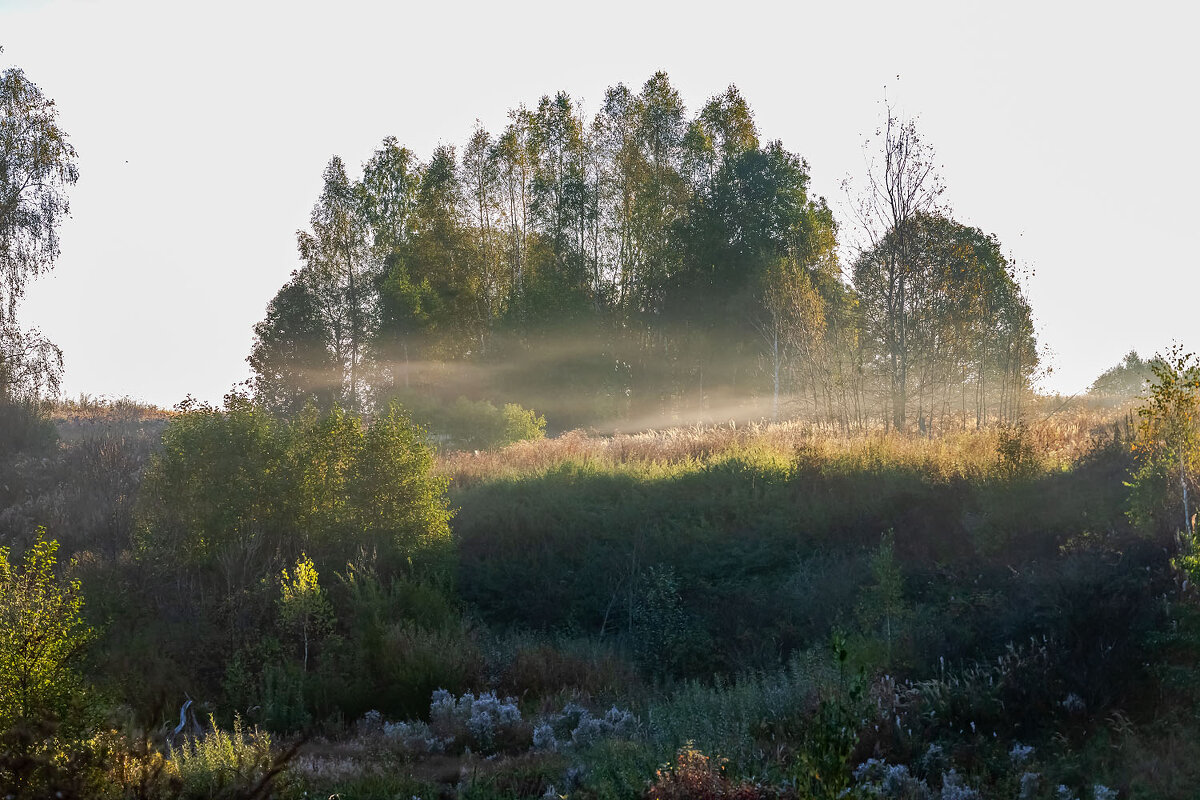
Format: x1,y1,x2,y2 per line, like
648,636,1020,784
853,212,1036,431
502,402,548,446
789,691,862,800
277,553,334,672
0,60,78,403
385,392,547,450
136,395,282,567
0,529,92,733
994,421,1040,480
857,532,909,668
128,398,459,732
248,275,339,416
137,397,453,578
632,565,707,678
1127,345,1200,538
249,75,1039,433
574,739,661,800
648,649,837,775
453,429,1122,677
169,714,295,799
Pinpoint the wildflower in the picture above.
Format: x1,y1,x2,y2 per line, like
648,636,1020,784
532,724,557,751
1018,772,1039,800
1009,742,1034,766
940,769,979,800
1061,693,1086,715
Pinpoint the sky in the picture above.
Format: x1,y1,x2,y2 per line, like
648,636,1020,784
3,0,1198,408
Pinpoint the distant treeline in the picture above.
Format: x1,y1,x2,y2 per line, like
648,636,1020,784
249,72,1037,431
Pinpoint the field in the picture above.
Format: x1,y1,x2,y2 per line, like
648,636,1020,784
5,396,1200,799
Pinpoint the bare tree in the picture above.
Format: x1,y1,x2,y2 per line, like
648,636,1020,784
846,103,944,431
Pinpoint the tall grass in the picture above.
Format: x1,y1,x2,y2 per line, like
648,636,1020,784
439,403,1128,488
169,715,293,798
647,648,839,775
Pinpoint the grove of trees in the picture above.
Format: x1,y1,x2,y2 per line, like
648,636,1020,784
250,73,1038,431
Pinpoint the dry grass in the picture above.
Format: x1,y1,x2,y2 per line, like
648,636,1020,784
438,399,1132,488
47,394,174,443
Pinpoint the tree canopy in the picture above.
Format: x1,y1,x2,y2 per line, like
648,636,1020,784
249,74,1038,432
0,53,77,402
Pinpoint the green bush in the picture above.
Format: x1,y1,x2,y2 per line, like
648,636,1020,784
169,715,296,799
0,530,93,734
1127,346,1200,539
500,402,548,447
136,397,454,580
384,391,546,450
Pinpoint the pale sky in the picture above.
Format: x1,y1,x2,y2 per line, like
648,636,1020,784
4,0,1197,408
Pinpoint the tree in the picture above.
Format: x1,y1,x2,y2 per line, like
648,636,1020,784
277,553,333,673
669,136,819,406
1128,345,1200,540
461,124,506,342
1090,350,1155,403
493,108,535,310
296,157,375,411
526,91,597,321
0,529,92,731
756,257,826,420
248,274,338,415
847,106,944,431
857,531,907,667
0,53,78,402
854,212,1035,430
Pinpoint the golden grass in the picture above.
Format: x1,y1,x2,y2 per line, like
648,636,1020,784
438,398,1134,488
46,394,174,443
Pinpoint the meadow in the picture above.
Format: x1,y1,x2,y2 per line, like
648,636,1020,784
3,394,1198,799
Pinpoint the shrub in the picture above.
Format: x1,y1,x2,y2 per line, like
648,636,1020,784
0,529,93,734
499,640,639,706
321,622,485,722
396,393,548,450
169,714,296,799
646,743,780,800
136,397,453,581
1127,345,1200,539
426,688,528,754
277,553,334,673
501,402,547,446
0,400,56,454
995,421,1039,480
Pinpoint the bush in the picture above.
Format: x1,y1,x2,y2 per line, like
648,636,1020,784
136,397,453,581
385,391,546,450
169,715,296,799
1127,346,1200,539
0,400,56,454
646,743,785,800
501,402,548,447
0,530,93,734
